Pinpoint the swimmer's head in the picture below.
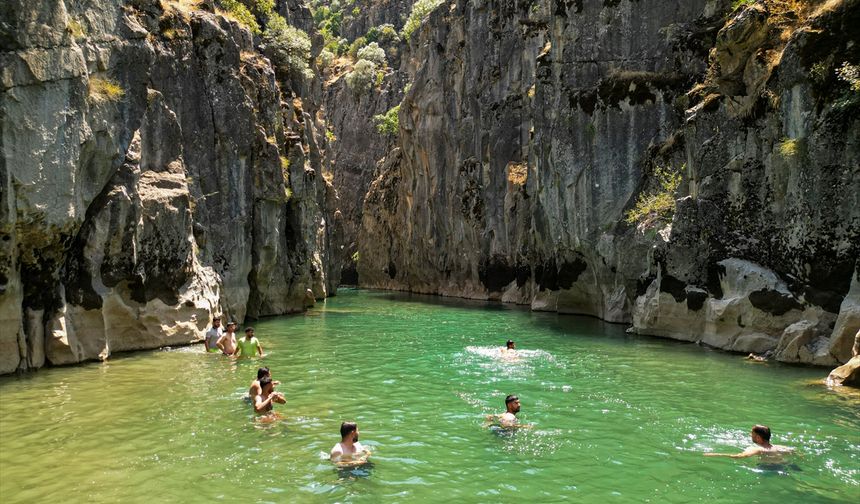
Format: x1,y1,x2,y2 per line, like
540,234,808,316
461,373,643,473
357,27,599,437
259,376,273,393
245,327,255,337
257,367,270,380
212,316,221,326
226,320,237,330
752,425,771,443
506,340,515,349
505,394,520,414
340,421,359,442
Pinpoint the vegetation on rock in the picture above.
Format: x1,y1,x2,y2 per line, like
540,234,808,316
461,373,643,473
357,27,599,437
88,76,125,103
263,14,314,79
625,165,682,229
346,59,378,93
402,0,445,42
374,104,400,136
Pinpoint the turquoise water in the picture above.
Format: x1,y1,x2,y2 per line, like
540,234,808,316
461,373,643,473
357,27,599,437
0,289,858,503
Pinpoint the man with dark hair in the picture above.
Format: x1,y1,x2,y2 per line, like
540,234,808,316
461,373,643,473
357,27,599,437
500,395,521,427
330,421,371,464
216,321,238,355
235,327,264,358
204,316,223,353
249,367,281,397
705,425,794,458
505,340,516,350
253,376,285,413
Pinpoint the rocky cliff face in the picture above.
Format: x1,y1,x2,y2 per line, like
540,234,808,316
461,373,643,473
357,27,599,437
0,0,344,373
358,0,859,365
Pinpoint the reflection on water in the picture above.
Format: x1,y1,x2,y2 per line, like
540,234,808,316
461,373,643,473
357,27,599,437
1,289,859,503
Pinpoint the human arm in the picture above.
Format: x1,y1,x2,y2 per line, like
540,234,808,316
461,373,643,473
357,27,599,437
216,335,227,354
253,394,275,413
704,447,760,458
257,340,264,358
330,445,344,462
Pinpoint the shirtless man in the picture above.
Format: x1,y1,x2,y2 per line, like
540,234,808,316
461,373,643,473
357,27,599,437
216,321,238,355
249,367,281,397
204,317,223,353
253,377,285,413
704,425,794,459
330,422,371,465
499,394,521,427
504,340,516,351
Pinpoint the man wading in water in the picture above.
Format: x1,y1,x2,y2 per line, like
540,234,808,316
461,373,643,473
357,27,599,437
253,377,285,413
704,425,794,460
235,327,264,358
204,317,223,353
216,321,238,355
330,422,371,465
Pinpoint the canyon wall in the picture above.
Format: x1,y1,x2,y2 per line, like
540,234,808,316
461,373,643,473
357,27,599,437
358,0,860,365
0,0,344,373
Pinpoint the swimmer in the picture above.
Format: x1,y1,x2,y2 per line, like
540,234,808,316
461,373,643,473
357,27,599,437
704,425,795,460
331,422,371,466
235,327,264,358
253,377,285,413
216,321,238,355
486,394,532,429
249,367,281,397
204,316,223,353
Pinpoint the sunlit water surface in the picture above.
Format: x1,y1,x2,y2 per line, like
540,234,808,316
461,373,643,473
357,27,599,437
1,289,858,503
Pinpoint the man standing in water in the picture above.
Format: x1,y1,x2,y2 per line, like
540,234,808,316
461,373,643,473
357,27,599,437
216,321,239,355
704,425,794,459
253,377,285,413
204,317,223,353
235,326,264,358
331,422,371,464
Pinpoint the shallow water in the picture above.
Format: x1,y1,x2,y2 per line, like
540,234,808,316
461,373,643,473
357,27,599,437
1,289,858,503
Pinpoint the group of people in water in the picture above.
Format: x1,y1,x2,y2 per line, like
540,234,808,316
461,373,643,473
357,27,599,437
203,321,794,466
204,316,264,358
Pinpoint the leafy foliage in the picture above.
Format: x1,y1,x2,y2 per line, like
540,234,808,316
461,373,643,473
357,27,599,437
263,14,313,79
357,42,387,66
625,165,682,228
217,0,260,34
345,59,378,93
373,104,400,135
402,0,445,42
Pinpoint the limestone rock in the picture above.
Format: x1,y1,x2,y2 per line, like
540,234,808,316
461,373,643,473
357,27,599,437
826,356,860,387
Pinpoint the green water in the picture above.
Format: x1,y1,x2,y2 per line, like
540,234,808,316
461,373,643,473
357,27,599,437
1,290,858,503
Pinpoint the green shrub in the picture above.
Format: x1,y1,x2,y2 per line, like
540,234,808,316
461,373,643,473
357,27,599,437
625,165,682,227
345,59,378,93
357,42,387,66
318,49,335,68
378,23,400,44
263,14,313,79
373,104,400,136
217,0,260,34
401,0,444,42
348,36,368,59
731,0,756,10
375,70,385,88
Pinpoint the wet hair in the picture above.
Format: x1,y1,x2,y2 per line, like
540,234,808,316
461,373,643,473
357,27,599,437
506,340,515,348
245,327,254,334
256,367,270,380
505,394,518,405
340,421,358,439
752,425,771,442
259,376,272,390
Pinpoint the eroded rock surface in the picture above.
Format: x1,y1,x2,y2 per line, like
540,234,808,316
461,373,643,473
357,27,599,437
358,0,859,365
0,0,343,373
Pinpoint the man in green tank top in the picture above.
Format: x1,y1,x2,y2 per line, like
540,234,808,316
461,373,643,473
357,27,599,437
235,327,264,358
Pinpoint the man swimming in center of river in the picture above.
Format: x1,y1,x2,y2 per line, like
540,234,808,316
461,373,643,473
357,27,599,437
704,425,795,460
486,394,532,429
